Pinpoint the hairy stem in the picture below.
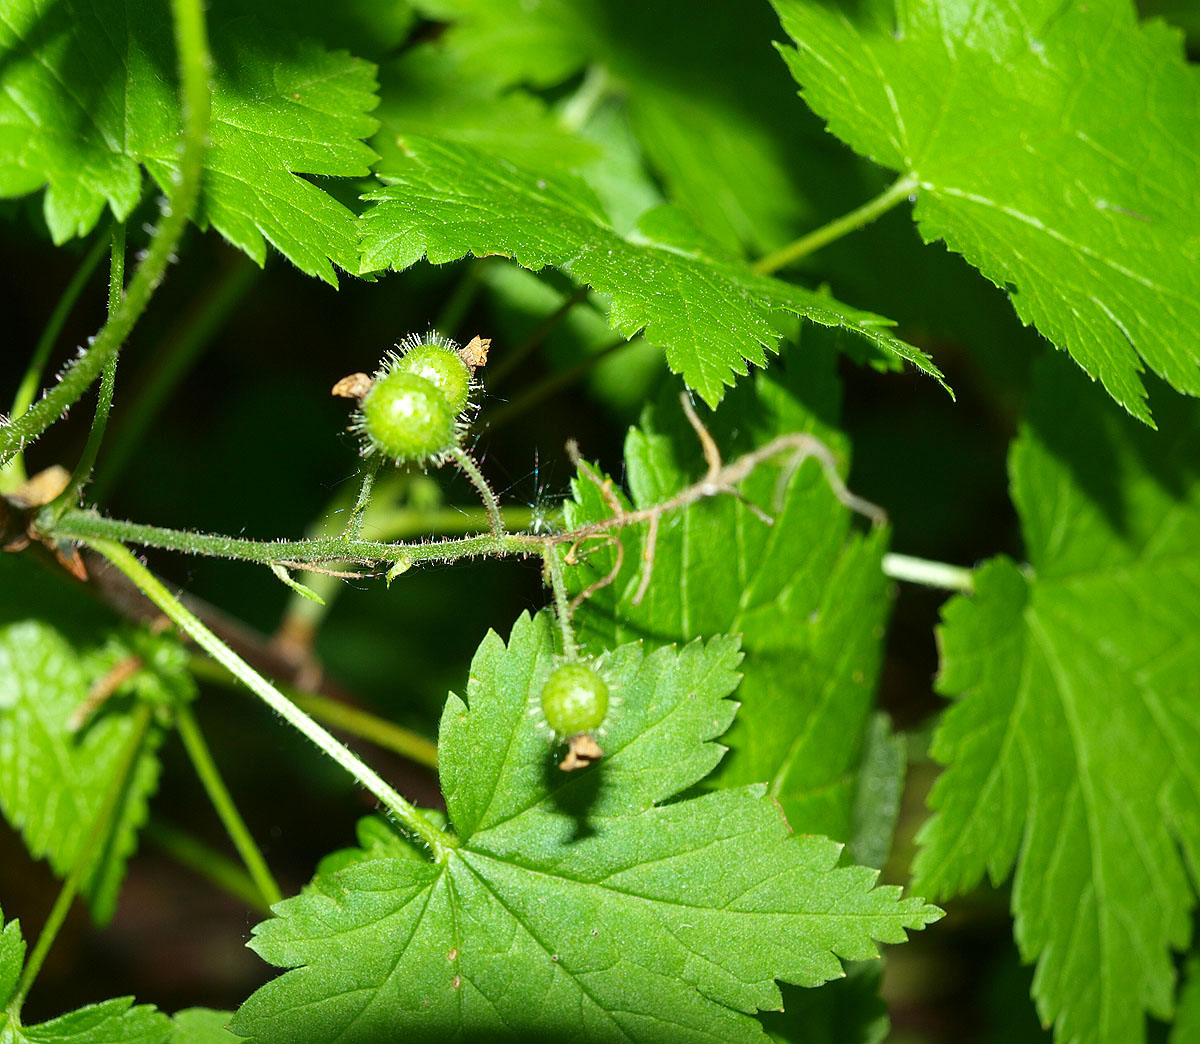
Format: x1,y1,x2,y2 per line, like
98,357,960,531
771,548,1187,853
292,693,439,769
187,654,439,769
42,224,128,522
1,233,109,490
9,703,154,1016
344,455,383,538
448,447,504,536
752,175,918,275
175,703,283,906
0,0,212,465
53,508,535,566
542,546,577,659
145,817,270,913
87,538,458,861
882,552,975,594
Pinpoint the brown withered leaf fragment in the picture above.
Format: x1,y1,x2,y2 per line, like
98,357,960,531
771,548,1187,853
10,464,71,508
459,336,490,369
559,733,603,772
331,372,373,400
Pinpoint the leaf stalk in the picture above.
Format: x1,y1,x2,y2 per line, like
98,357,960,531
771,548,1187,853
752,174,918,275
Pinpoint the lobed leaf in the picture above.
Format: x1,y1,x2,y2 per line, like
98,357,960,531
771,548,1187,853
361,135,944,405
0,1,379,284
231,612,939,1042
0,622,164,925
564,344,896,851
915,357,1200,1044
408,0,862,255
773,0,1200,422
1,904,170,1043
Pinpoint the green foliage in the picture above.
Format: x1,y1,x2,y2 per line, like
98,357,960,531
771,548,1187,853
564,345,894,849
406,0,850,253
231,613,938,1042
773,0,1200,422
914,358,1200,1044
2,0,1199,1041
360,136,945,406
0,622,165,925
0,0,379,283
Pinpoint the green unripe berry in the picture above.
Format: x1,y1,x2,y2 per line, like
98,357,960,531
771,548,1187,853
540,662,609,737
359,371,457,463
394,343,472,416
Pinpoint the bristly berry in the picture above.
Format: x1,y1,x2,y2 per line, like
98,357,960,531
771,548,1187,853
394,342,472,416
540,661,610,738
357,370,457,464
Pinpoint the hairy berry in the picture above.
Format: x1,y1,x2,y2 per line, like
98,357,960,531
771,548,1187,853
358,371,457,463
540,662,610,737
395,343,472,416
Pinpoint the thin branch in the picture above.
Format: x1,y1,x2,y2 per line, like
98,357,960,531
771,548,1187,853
175,703,283,906
2,233,109,490
42,222,128,523
343,455,383,538
86,538,459,862
752,175,918,275
144,817,270,913
449,446,503,536
0,0,212,465
10,703,154,1015
882,552,975,594
542,545,577,659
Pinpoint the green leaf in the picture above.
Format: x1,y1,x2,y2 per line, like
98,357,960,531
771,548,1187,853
361,135,944,405
0,622,163,925
772,0,1200,423
564,344,894,847
231,612,939,1042
168,1009,239,1043
0,908,23,1009
914,357,1200,1044
1171,956,1200,1044
0,2,379,284
409,0,861,255
0,906,170,1043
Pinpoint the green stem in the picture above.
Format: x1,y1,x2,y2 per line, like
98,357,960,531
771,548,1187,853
51,508,533,566
107,220,126,315
291,693,439,769
448,447,503,537
145,817,269,913
881,552,975,594
40,224,128,523
751,175,918,275
0,0,211,466
542,546,576,659
187,654,439,770
92,257,256,500
344,455,382,538
560,63,612,133
87,538,458,861
2,234,110,491
174,703,283,906
9,703,153,1016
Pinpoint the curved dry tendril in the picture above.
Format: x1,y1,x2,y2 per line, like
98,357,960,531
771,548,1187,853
550,393,887,611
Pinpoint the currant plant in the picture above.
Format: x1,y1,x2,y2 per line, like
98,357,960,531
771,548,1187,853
1,2,1198,1044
